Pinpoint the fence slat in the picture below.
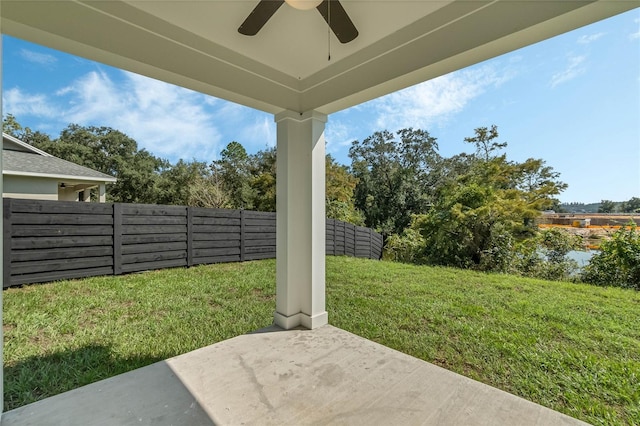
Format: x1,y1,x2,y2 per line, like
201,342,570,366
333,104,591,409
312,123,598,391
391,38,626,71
192,240,239,249
12,213,112,225
12,225,113,237
122,242,187,255
193,247,241,257
12,256,113,275
122,234,187,244
10,267,115,286
9,199,111,214
192,255,240,265
12,246,113,262
122,250,186,265
122,216,187,225
121,224,186,235
121,259,186,274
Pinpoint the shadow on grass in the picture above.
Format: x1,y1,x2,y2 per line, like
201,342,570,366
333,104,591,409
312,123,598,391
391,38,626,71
4,344,164,412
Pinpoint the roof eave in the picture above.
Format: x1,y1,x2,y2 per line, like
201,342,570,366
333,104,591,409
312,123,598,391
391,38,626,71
3,170,117,183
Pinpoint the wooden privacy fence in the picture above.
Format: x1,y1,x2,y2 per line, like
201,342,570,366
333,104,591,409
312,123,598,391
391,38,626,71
3,198,383,288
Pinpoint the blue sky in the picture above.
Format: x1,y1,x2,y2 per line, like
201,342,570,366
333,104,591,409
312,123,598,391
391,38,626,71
2,8,639,203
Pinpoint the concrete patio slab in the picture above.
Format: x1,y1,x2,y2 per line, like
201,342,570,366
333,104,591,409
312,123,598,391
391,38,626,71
2,325,587,426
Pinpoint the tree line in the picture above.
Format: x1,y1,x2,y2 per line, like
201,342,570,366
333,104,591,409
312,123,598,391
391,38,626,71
560,200,640,213
597,199,640,213
4,115,637,289
3,115,361,224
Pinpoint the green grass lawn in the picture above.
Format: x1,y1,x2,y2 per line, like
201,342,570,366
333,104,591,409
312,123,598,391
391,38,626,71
4,257,639,425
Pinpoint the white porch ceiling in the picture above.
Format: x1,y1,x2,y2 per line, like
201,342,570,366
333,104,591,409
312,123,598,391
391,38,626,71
1,1,636,115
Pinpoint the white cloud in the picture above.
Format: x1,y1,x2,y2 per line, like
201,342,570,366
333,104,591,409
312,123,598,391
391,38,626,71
550,55,586,88
2,87,58,118
239,115,276,149
325,121,357,156
4,70,231,163
369,64,515,131
57,70,128,123
210,102,275,151
19,49,57,66
630,19,640,40
577,32,605,44
624,17,639,40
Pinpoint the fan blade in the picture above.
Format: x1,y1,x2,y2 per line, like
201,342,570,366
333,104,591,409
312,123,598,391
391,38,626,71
239,0,284,36
317,0,358,44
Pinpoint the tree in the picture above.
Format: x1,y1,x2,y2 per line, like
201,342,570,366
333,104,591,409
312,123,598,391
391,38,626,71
387,126,568,271
464,124,506,161
3,114,55,147
228,146,363,221
629,197,640,212
248,146,277,212
349,128,440,235
156,159,209,206
211,141,255,210
326,155,364,225
512,158,567,211
411,179,524,269
510,228,582,281
187,173,232,208
3,114,24,137
24,124,167,203
598,200,616,213
620,197,640,213
581,223,640,290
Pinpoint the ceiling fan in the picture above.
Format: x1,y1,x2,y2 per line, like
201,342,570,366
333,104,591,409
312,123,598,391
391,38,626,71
238,0,358,44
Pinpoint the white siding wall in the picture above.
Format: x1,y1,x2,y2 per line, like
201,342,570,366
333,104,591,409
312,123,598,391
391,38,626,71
58,186,80,201
3,176,107,202
3,175,58,200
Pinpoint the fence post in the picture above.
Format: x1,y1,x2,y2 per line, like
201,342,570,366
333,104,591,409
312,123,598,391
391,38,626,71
369,227,373,259
187,207,194,267
240,209,246,262
3,199,12,288
113,203,123,276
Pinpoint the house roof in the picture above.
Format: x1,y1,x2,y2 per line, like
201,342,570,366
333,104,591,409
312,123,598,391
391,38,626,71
1,1,634,115
2,134,117,183
3,132,53,157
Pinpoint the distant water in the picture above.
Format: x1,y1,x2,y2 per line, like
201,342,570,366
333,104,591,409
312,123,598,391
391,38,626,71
567,250,597,269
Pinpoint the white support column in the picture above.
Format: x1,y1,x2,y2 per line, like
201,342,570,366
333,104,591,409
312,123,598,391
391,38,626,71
274,110,328,330
99,183,107,203
1,26,5,417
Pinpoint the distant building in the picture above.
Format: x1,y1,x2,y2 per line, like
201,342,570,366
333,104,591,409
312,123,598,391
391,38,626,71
2,133,116,202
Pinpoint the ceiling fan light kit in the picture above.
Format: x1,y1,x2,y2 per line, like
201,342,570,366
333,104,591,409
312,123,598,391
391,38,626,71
285,0,323,11
239,0,358,44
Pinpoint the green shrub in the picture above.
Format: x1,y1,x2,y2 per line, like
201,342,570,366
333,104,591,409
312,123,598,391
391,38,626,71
510,228,581,281
383,227,425,264
385,217,583,282
478,222,514,273
581,223,640,289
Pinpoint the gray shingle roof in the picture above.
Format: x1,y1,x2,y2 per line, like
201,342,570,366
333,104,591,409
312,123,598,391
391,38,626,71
3,149,116,181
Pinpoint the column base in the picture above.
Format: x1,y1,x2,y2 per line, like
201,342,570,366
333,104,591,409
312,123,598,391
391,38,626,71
273,311,328,330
